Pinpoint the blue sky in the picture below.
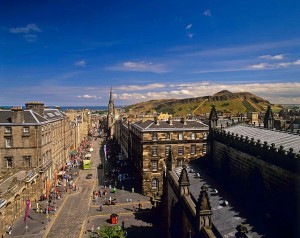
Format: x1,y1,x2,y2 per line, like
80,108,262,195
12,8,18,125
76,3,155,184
1,0,300,106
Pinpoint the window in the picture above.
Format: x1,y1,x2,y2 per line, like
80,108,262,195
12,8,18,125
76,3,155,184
5,127,12,134
191,132,196,140
152,160,158,171
203,133,207,139
165,146,171,156
23,127,29,133
6,138,12,147
178,132,183,140
152,146,158,157
23,156,31,167
203,144,207,154
152,133,158,141
166,132,171,140
178,146,184,156
152,178,158,188
5,157,13,168
191,144,196,155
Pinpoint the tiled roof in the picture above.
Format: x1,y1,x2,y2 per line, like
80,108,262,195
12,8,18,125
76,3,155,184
223,124,300,154
133,119,208,131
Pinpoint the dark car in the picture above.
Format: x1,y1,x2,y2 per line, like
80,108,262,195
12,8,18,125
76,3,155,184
98,164,103,169
86,174,92,179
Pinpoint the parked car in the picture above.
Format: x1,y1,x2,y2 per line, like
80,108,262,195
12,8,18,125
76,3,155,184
97,164,103,169
86,174,92,179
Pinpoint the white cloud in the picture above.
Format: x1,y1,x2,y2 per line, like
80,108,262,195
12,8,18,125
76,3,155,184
107,61,168,73
186,24,192,30
294,59,300,65
249,59,300,70
250,63,270,69
258,54,284,60
203,9,211,17
188,33,194,38
116,83,166,91
9,24,41,34
117,93,147,100
75,60,86,67
77,95,100,99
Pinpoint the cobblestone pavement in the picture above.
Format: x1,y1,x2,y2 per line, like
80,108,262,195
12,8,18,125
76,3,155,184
46,177,95,238
6,136,161,238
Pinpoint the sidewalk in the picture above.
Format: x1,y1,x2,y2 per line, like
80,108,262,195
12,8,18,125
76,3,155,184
8,167,81,238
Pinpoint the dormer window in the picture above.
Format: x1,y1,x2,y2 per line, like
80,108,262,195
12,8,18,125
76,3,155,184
23,127,29,133
178,132,183,140
152,133,158,141
191,132,195,140
166,132,171,140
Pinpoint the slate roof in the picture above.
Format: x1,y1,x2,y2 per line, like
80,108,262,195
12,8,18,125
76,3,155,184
223,124,300,154
175,165,264,237
132,119,208,131
0,110,47,124
44,109,66,121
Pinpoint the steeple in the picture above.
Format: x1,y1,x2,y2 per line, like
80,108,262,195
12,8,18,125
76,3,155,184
107,87,115,139
196,185,213,232
263,105,274,129
209,105,218,130
178,165,190,196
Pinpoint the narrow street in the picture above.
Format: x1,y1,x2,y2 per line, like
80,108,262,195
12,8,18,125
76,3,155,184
45,137,101,238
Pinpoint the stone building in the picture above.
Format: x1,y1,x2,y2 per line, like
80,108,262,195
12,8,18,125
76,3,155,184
0,102,83,236
208,105,300,237
129,115,209,196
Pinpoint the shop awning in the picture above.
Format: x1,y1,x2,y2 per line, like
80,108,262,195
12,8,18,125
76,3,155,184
85,153,91,158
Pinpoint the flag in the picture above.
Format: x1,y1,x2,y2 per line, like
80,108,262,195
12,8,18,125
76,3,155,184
24,199,31,224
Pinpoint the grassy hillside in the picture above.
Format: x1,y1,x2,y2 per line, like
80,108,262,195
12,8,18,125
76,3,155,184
124,90,283,116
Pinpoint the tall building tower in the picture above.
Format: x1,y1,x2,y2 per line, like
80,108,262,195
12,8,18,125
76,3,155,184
107,87,115,139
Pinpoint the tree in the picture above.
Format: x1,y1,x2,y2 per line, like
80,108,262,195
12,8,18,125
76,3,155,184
94,225,125,238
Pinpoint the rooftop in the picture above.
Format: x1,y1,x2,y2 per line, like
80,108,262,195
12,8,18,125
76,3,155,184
175,165,266,237
132,119,208,131
223,124,300,154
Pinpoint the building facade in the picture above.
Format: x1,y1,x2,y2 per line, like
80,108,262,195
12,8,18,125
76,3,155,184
129,115,209,196
0,102,88,236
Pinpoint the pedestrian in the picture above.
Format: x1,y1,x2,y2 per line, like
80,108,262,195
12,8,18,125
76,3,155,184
36,202,40,213
99,202,103,211
109,196,112,204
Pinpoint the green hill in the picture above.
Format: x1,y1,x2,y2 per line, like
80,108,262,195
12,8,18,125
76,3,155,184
124,90,283,116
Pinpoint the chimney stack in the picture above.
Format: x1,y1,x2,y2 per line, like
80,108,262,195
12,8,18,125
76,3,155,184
11,106,24,124
25,101,45,117
168,116,173,125
154,115,160,125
